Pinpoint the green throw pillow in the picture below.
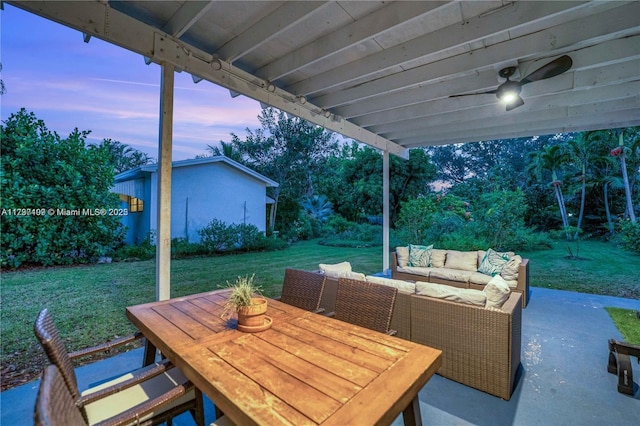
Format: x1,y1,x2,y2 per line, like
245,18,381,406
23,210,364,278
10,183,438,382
478,248,511,276
408,244,433,267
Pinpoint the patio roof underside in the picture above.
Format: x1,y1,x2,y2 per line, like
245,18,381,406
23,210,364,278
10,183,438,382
10,0,640,158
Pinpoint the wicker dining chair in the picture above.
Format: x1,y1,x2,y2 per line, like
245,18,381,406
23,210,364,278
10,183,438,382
332,278,398,335
34,308,204,426
276,268,326,313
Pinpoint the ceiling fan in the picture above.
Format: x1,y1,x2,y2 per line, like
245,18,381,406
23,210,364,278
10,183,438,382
450,55,573,111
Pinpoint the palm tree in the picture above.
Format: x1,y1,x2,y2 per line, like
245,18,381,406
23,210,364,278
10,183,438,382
302,194,333,223
206,141,243,162
95,139,153,174
566,134,594,238
610,128,638,223
527,144,571,237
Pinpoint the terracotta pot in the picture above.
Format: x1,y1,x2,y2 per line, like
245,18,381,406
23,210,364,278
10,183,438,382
237,298,268,327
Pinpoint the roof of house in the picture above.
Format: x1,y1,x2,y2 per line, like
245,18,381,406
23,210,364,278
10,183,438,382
114,156,279,188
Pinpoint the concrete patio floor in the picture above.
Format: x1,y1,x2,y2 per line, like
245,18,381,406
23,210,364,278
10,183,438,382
2,287,639,425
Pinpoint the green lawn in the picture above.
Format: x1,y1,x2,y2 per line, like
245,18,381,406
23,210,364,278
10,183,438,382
1,238,638,390
520,240,640,299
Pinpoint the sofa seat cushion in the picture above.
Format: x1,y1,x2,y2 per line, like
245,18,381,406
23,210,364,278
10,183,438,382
415,281,486,306
469,272,493,286
428,267,473,284
365,275,416,294
444,250,478,272
396,266,432,278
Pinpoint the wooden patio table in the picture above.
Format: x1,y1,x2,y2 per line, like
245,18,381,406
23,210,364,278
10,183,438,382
126,289,442,425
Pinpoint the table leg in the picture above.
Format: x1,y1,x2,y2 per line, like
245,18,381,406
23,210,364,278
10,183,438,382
142,338,157,366
403,395,423,426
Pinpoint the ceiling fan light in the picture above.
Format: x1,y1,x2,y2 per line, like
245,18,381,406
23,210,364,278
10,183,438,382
496,80,521,104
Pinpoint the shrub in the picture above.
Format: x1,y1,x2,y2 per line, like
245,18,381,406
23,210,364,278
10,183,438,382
614,219,640,254
171,237,206,259
234,223,266,251
1,109,125,268
113,231,156,261
198,219,237,253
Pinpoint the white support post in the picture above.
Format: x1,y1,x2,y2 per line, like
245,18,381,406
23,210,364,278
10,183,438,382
383,150,390,274
156,63,174,301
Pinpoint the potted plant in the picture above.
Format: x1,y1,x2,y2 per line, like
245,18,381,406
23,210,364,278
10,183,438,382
222,274,269,329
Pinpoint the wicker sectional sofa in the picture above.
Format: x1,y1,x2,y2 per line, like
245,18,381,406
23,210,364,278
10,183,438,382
317,273,522,400
391,248,530,308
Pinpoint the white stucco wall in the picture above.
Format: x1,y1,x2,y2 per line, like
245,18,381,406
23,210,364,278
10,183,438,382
148,162,268,243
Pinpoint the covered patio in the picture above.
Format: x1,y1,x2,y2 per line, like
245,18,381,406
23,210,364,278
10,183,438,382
8,0,640,299
3,1,640,424
2,287,639,424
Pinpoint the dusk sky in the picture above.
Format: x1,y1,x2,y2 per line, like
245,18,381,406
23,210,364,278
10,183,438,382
1,4,265,161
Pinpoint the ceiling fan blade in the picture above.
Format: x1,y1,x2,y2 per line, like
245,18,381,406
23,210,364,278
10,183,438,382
505,96,525,111
520,55,572,85
449,89,497,98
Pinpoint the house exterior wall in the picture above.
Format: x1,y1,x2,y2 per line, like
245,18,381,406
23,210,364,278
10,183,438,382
146,162,268,243
119,178,152,245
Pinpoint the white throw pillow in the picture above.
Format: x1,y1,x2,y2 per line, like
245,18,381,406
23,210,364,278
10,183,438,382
396,246,410,268
415,281,486,306
500,255,522,281
484,275,511,309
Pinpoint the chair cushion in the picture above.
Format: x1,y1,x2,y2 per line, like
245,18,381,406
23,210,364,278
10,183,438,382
444,250,478,272
83,366,194,425
396,246,410,267
408,244,433,267
415,281,486,306
365,275,416,294
483,275,511,309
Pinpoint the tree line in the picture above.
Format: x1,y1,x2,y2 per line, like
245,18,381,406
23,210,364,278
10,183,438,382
1,108,638,268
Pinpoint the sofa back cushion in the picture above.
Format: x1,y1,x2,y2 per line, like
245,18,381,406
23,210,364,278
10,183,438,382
431,249,447,268
484,275,511,309
319,262,365,280
396,246,410,268
415,281,486,306
365,275,416,294
444,250,478,272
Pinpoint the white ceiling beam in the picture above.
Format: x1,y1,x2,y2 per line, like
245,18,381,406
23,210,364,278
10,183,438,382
8,0,407,158
214,1,329,63
311,2,640,108
162,1,214,38
377,81,640,138
287,1,591,96
255,1,448,81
